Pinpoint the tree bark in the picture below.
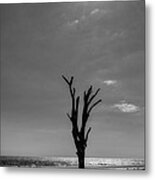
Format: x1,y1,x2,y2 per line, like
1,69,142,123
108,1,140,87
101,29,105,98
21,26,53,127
77,149,85,169
62,75,102,169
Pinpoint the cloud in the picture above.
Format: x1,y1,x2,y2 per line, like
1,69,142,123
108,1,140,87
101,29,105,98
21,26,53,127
95,100,140,114
103,80,117,85
90,8,100,15
66,7,108,29
68,19,79,26
90,8,108,17
112,103,140,113
90,76,118,86
110,31,127,40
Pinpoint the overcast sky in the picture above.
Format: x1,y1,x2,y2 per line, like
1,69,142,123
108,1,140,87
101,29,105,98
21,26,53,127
1,1,145,158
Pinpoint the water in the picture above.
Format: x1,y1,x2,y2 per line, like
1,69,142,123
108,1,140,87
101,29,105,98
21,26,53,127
0,156,145,170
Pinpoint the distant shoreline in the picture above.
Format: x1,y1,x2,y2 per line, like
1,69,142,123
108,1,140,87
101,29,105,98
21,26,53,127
0,156,145,170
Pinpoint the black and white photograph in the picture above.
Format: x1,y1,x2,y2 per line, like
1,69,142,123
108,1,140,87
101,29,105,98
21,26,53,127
0,0,145,170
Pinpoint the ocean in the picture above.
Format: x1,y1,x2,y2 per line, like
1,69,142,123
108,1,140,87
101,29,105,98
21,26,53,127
0,156,145,170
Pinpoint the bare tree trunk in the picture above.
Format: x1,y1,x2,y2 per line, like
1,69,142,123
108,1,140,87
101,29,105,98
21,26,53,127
62,75,102,169
77,149,85,169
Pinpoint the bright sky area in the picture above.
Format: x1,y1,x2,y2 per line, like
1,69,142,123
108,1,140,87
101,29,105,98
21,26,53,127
1,1,145,158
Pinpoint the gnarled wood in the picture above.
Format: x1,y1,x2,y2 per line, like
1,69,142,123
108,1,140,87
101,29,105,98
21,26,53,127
62,75,102,168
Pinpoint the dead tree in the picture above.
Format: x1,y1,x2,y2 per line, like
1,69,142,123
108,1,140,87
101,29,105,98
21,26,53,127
62,75,102,169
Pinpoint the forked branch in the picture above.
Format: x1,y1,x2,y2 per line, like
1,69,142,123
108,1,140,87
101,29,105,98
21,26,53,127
62,75,102,168
88,99,102,114
85,127,91,142
81,86,102,134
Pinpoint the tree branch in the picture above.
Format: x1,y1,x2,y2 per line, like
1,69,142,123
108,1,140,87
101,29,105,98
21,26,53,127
66,113,72,121
62,75,102,160
84,85,93,103
88,99,102,114
62,75,76,117
85,127,91,141
75,96,80,112
81,86,99,135
86,85,93,98
84,127,92,148
70,76,74,85
73,87,76,97
88,88,101,105
62,75,70,85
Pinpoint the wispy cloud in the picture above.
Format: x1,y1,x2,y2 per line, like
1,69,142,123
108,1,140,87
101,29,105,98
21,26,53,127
96,100,140,114
90,8,108,16
67,7,108,28
90,77,118,87
68,19,79,26
90,8,100,15
103,80,117,86
113,103,140,113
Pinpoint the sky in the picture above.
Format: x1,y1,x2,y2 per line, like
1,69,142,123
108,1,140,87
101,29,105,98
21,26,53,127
0,1,145,158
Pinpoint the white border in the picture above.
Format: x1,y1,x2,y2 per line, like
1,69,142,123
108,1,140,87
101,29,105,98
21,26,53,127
0,0,155,179
0,0,145,3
